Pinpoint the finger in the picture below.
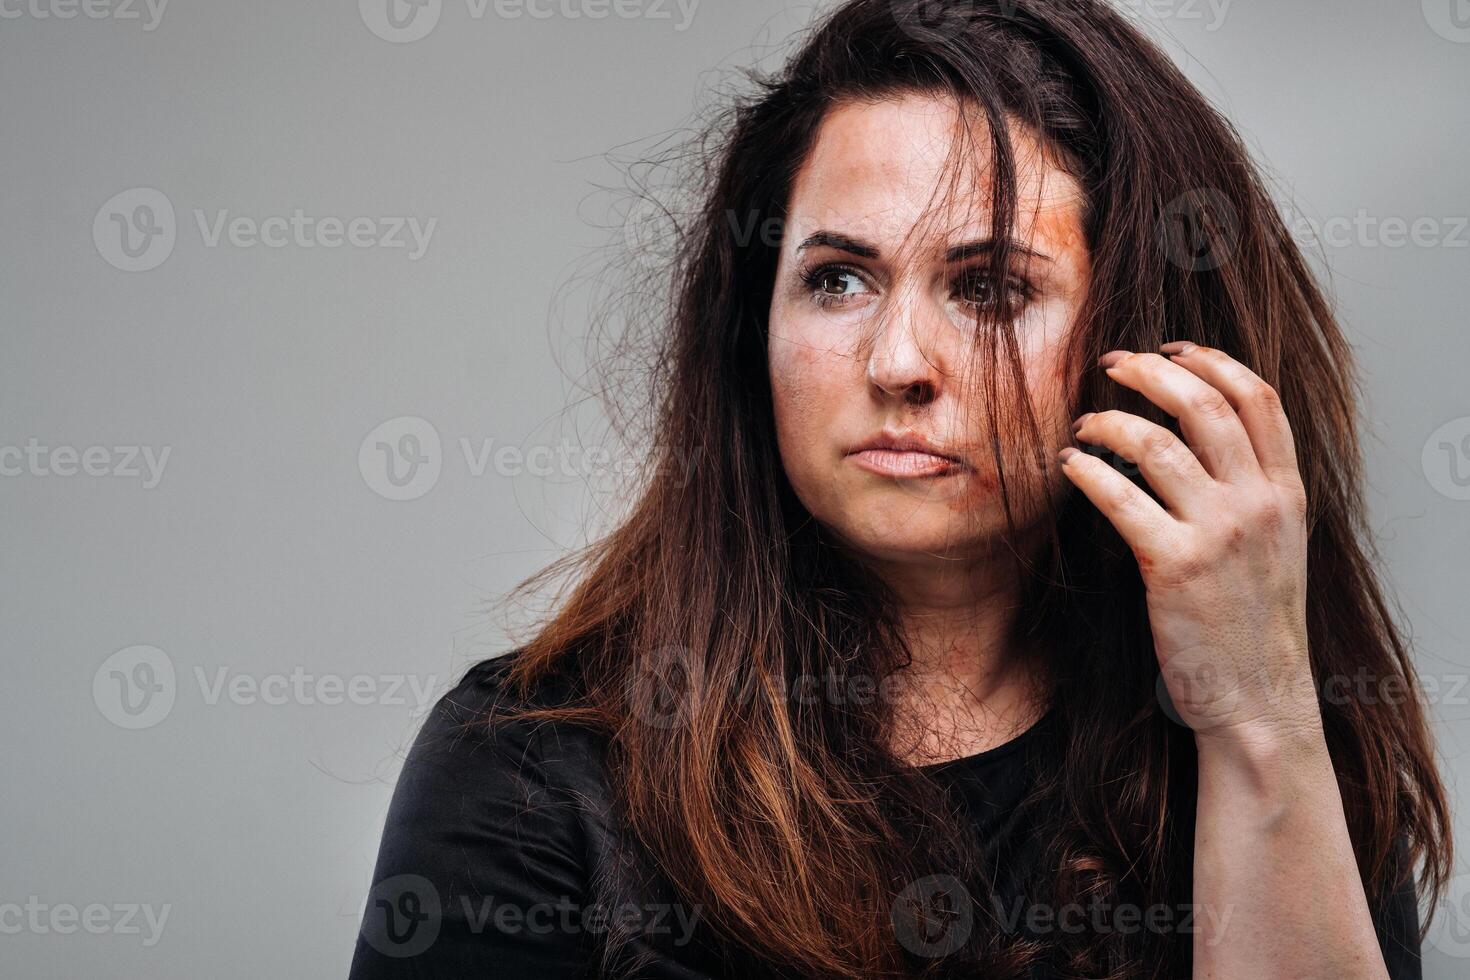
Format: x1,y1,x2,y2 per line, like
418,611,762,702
1072,410,1215,518
1158,342,1302,487
1057,446,1181,551
1098,350,1259,483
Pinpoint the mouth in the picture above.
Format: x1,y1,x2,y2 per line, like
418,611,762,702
845,432,970,479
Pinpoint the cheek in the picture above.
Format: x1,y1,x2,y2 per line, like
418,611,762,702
941,316,1077,515
1031,350,1073,431
768,326,837,468
1017,294,1080,425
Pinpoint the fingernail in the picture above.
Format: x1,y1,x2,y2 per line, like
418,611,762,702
1071,412,1095,433
1160,341,1197,355
1098,350,1131,369
1058,447,1080,465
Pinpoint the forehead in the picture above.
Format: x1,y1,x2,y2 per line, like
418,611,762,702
785,92,1086,255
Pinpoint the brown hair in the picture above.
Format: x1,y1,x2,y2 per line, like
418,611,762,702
491,1,1451,976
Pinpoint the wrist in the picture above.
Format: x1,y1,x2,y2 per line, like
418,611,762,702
1195,710,1333,813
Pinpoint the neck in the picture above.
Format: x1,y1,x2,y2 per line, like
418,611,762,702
861,545,1052,766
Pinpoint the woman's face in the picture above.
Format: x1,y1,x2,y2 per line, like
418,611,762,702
768,92,1092,566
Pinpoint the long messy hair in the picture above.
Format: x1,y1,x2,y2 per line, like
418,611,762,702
493,1,1452,976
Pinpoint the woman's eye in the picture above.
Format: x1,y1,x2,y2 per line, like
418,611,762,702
803,266,870,307
955,270,1029,315
799,265,1029,315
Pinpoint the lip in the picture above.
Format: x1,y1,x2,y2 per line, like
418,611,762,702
845,431,969,478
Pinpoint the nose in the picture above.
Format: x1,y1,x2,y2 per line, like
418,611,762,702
864,286,947,405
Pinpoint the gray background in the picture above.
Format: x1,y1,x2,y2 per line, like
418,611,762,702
2,1,1467,975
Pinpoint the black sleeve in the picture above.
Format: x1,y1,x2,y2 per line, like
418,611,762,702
1372,836,1423,980
348,660,598,978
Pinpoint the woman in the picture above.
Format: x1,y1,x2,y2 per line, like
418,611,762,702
349,1,1451,977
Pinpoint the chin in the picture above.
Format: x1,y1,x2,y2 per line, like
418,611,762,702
827,500,1001,564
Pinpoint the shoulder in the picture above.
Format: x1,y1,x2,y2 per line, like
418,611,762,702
350,649,615,974
390,648,611,839
410,647,605,769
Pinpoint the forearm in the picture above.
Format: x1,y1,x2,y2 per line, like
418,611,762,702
1192,718,1388,979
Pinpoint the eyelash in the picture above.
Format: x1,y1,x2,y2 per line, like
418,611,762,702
798,263,1035,316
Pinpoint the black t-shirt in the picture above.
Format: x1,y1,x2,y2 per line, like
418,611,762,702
348,653,1423,978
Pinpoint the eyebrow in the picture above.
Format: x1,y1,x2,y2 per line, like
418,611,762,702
796,231,1053,264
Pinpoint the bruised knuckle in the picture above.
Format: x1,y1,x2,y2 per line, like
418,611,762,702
1216,518,1248,548
1217,494,1300,540
1252,500,1286,533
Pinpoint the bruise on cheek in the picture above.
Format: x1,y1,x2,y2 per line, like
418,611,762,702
943,466,1000,513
